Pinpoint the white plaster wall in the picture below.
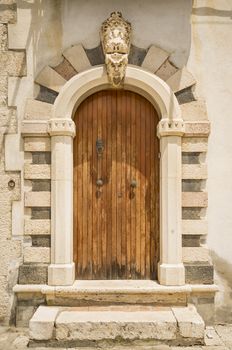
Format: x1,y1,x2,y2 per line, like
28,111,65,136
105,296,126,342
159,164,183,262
61,0,192,68
187,0,232,322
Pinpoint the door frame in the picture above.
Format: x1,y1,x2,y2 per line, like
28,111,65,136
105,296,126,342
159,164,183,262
47,65,186,287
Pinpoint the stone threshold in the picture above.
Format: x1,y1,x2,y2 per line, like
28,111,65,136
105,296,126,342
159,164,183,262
13,279,218,294
29,303,205,347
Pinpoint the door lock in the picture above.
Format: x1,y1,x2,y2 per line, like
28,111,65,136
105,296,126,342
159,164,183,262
96,139,104,157
96,178,104,187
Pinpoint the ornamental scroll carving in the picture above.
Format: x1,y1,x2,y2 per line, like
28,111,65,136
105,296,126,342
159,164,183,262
100,12,132,87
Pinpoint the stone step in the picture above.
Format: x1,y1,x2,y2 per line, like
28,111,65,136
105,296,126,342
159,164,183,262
44,280,190,306
29,304,205,347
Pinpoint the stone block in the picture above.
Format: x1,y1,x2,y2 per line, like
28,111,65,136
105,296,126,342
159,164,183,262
16,305,37,327
32,152,51,164
182,164,207,180
35,66,66,93
63,44,91,72
155,59,178,81
128,44,147,66
182,218,207,236
24,247,50,263
0,51,26,76
5,133,23,171
182,208,203,220
53,58,77,80
142,45,169,73
182,137,208,152
25,191,51,207
31,208,51,220
181,100,208,121
172,304,205,339
31,180,51,192
24,137,51,152
18,264,48,284
0,2,17,24
0,75,7,106
0,24,7,51
21,120,48,136
24,99,52,120
182,152,200,164
183,247,209,263
166,67,196,93
85,44,105,66
182,179,203,192
182,235,201,247
36,86,58,104
24,164,51,180
185,122,210,137
32,235,51,247
25,219,51,236
185,263,214,284
29,306,59,340
182,192,208,207
55,309,177,341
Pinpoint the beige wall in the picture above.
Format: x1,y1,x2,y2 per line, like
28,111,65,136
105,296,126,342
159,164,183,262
188,0,232,322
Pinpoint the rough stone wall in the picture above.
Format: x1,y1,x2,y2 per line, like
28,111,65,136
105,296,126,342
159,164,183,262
0,0,26,325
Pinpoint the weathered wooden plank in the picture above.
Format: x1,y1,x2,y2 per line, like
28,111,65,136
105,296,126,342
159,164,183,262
24,164,51,180
182,164,207,179
182,192,208,208
25,192,51,207
24,219,51,236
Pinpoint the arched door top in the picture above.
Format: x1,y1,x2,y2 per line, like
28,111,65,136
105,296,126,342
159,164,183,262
53,65,182,124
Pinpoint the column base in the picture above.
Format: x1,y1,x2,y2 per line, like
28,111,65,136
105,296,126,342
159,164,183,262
158,262,185,286
48,263,75,286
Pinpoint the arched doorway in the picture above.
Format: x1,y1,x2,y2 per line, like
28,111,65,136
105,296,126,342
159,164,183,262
73,89,159,279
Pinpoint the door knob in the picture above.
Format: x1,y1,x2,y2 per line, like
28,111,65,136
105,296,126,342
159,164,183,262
130,180,137,188
96,179,104,187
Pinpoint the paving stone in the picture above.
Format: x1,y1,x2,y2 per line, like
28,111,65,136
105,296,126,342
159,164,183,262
215,325,232,346
205,326,223,346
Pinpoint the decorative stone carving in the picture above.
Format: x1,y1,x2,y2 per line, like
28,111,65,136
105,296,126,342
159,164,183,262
100,12,131,87
47,119,76,137
157,119,185,137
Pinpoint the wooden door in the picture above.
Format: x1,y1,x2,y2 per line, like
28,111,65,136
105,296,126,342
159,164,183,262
73,90,159,279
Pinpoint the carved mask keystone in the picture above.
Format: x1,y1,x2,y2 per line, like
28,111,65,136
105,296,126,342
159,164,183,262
100,12,132,88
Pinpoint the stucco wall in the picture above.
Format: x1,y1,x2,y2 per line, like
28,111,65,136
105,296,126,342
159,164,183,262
187,0,232,323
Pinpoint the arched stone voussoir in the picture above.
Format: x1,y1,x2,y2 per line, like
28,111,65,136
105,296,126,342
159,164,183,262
142,45,170,73
35,66,67,93
63,44,92,73
166,66,196,94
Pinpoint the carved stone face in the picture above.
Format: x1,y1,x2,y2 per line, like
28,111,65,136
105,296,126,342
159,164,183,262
100,12,131,87
105,53,128,87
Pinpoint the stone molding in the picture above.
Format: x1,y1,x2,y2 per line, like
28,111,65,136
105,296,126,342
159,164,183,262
47,119,76,138
157,119,185,137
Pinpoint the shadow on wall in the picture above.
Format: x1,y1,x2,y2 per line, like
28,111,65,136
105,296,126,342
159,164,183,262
211,251,232,324
192,7,232,19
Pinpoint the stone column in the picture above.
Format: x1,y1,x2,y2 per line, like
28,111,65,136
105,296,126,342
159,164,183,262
47,118,76,286
157,119,185,286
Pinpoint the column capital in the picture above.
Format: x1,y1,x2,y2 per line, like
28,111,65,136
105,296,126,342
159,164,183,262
157,119,185,137
47,118,76,137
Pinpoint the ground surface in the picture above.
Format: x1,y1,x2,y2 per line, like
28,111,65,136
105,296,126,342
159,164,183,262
0,325,232,350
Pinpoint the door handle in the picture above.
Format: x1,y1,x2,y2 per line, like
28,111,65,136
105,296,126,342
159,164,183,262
130,180,137,188
96,179,104,187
